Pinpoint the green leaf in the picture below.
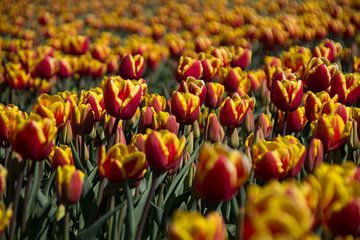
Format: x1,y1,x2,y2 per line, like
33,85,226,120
164,146,199,202
71,142,86,172
76,201,126,240
124,179,135,240
134,172,167,225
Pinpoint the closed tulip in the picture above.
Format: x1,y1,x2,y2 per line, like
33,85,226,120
168,211,227,240
193,143,251,202
170,91,200,125
103,77,143,120
98,143,147,185
12,114,57,161
303,57,337,92
49,145,74,170
219,94,255,128
145,130,185,173
56,165,84,205
119,54,145,80
176,56,203,82
205,82,225,109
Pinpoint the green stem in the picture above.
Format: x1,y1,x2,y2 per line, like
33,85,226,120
108,118,120,149
107,195,115,240
21,164,34,233
282,110,288,136
136,172,159,240
64,207,70,240
124,179,135,240
9,163,24,240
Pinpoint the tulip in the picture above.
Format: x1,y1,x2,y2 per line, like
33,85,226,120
281,46,311,76
104,115,126,145
251,135,306,180
304,91,333,121
303,57,337,92
49,145,74,170
178,77,206,105
168,211,227,240
56,165,84,205
312,113,352,151
205,82,225,109
91,44,110,62
195,35,212,52
0,104,27,147
194,143,251,201
313,39,342,62
270,72,303,112
279,107,308,133
58,57,73,78
0,202,12,234
176,56,203,82
12,114,57,161
32,94,71,129
330,72,360,105
221,67,251,93
119,54,145,79
131,133,147,153
79,87,105,121
247,69,266,92
230,47,251,69
145,130,185,173
98,143,147,184
170,91,200,125
103,77,143,120
305,138,323,172
62,35,89,55
256,113,272,139
244,181,313,240
89,59,107,78
200,55,222,82
36,56,58,79
71,103,95,136
5,63,31,89
309,163,360,236
144,94,166,112
219,94,255,128
167,36,185,58
204,113,224,143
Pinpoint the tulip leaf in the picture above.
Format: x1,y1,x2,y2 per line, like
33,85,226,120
124,179,135,240
76,201,126,240
71,142,86,173
164,146,199,202
134,172,167,225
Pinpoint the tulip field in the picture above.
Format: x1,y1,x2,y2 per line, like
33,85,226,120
2,0,360,239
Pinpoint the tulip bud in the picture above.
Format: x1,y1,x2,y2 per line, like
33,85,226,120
231,47,251,69
176,56,203,82
131,133,147,153
305,138,323,172
49,145,74,169
119,54,145,79
36,56,58,79
200,55,222,82
219,94,255,128
303,57,337,92
244,110,255,133
58,58,73,78
170,91,200,125
56,165,84,205
205,82,225,109
145,130,185,173
312,113,352,151
194,143,251,201
205,113,224,143
168,211,227,240
229,128,240,149
12,114,57,161
104,115,126,145
257,113,272,139
71,103,95,136
98,144,147,185
103,77,143,120
270,72,303,112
